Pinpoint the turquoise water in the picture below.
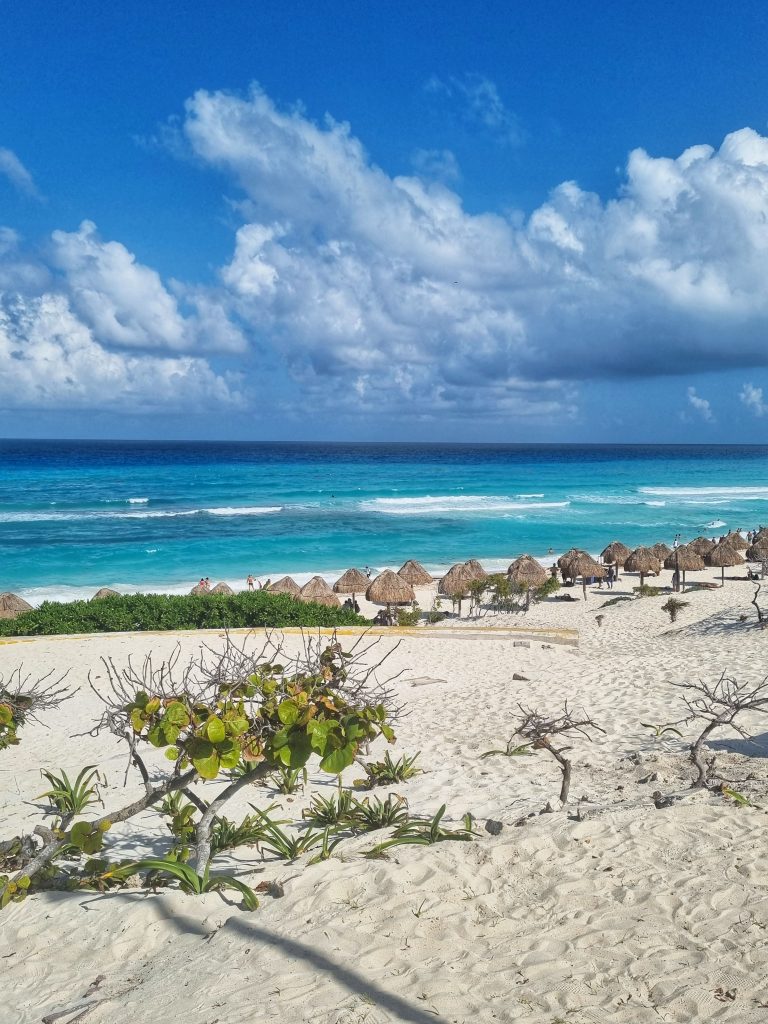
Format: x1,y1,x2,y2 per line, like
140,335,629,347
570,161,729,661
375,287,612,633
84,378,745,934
1,441,767,603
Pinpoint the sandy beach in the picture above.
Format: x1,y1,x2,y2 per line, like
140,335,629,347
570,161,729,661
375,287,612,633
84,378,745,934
2,564,768,1023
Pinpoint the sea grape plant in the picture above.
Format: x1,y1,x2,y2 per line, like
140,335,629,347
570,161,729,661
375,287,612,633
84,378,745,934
1,630,401,907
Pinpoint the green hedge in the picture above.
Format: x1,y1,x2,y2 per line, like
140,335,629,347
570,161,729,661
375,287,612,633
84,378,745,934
0,591,370,636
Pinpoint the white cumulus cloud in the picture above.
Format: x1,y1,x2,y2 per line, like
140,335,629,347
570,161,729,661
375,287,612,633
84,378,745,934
686,386,714,422
740,382,768,417
0,147,42,199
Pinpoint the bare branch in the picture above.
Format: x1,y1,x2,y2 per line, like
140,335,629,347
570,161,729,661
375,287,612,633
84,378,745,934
510,702,604,804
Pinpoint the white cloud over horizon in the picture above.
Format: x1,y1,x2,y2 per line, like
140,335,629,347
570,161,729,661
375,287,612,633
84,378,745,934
5,82,768,425
740,382,768,417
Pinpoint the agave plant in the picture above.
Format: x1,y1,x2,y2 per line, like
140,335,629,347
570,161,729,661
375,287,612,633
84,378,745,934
640,721,683,740
366,805,475,856
303,789,356,827
480,740,532,759
355,751,421,789
36,765,104,818
307,827,347,864
210,812,272,855
248,807,326,860
128,857,258,910
267,765,307,795
349,794,408,831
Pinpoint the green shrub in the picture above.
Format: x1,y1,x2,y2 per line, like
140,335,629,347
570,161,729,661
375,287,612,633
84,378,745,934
633,584,662,598
661,597,689,623
0,590,369,637
534,576,561,600
396,605,421,627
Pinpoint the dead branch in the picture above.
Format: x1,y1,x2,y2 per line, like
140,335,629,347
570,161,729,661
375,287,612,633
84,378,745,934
513,701,605,804
0,666,72,729
675,671,768,787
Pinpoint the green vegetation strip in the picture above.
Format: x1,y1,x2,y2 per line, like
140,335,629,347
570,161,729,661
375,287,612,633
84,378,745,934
0,591,368,637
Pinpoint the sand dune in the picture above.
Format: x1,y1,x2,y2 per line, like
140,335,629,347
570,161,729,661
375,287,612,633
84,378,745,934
2,570,768,1022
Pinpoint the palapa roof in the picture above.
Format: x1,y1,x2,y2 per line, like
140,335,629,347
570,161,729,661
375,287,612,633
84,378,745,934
210,582,234,595
558,547,586,569
397,559,433,586
438,562,473,597
600,541,631,565
366,570,415,605
0,592,33,619
689,536,716,555
663,546,704,571
91,587,121,600
299,576,340,607
507,554,548,589
705,541,745,568
267,576,301,597
189,583,208,595
724,531,749,551
333,568,369,594
746,542,768,562
651,542,672,560
624,547,662,574
463,559,488,581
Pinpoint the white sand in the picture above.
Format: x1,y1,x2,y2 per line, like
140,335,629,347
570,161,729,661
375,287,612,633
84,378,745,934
2,567,768,1023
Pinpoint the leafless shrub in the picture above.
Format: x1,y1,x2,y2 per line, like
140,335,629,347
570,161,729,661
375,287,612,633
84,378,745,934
676,671,768,788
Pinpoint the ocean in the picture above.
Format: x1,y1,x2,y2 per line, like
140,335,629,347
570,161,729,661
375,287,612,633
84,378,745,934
1,440,767,604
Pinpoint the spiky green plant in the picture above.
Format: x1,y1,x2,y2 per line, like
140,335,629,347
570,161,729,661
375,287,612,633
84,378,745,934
128,857,258,910
366,805,475,855
307,827,347,864
268,764,307,794
640,721,683,740
303,789,356,827
355,751,421,789
480,740,533,759
248,807,326,860
210,812,271,855
349,794,408,831
36,765,104,818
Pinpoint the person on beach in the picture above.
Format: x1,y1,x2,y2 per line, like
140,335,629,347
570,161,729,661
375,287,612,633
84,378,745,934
247,574,254,591
365,566,371,579
607,566,615,589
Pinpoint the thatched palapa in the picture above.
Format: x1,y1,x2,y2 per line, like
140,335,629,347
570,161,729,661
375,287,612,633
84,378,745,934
210,582,234,595
299,576,340,607
724,531,749,551
746,542,768,563
507,555,548,590
0,592,33,619
463,559,488,581
267,576,301,597
333,569,369,597
663,545,704,591
189,583,208,595
689,536,715,556
438,563,473,598
600,541,631,568
366,570,415,608
623,547,661,588
398,560,433,586
705,541,744,586
91,588,120,600
651,542,672,561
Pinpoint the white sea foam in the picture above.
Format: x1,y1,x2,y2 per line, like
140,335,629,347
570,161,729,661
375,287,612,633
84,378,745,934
360,495,569,515
641,486,768,499
0,505,283,523
128,497,149,504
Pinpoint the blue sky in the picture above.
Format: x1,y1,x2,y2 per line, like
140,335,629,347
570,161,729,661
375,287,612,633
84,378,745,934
2,0,768,441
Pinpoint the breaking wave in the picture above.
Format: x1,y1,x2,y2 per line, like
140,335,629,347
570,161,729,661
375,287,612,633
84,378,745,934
360,495,570,516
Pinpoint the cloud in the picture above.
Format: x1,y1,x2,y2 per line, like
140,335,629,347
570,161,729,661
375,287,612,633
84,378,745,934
425,74,523,146
740,382,768,417
0,148,42,199
410,148,460,183
177,85,768,420
687,386,714,421
0,292,243,412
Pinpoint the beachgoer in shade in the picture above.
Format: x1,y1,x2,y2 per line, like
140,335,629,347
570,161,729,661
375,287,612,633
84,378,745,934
247,574,254,591
607,566,615,589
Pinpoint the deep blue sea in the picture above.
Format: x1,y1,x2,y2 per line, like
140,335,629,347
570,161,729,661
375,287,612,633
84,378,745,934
2,441,768,604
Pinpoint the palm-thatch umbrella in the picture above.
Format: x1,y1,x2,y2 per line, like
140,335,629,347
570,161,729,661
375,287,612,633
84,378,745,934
190,583,208,595
438,562,473,614
663,545,704,592
0,592,32,619
210,582,234,595
557,548,589,583
91,587,120,600
562,552,606,599
725,531,749,551
747,541,768,579
366,570,416,622
267,576,301,597
705,541,745,586
299,576,340,607
397,559,433,586
463,559,488,581
333,568,369,606
624,547,662,589
508,555,548,609
689,536,715,556
651,542,672,562
600,541,631,578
